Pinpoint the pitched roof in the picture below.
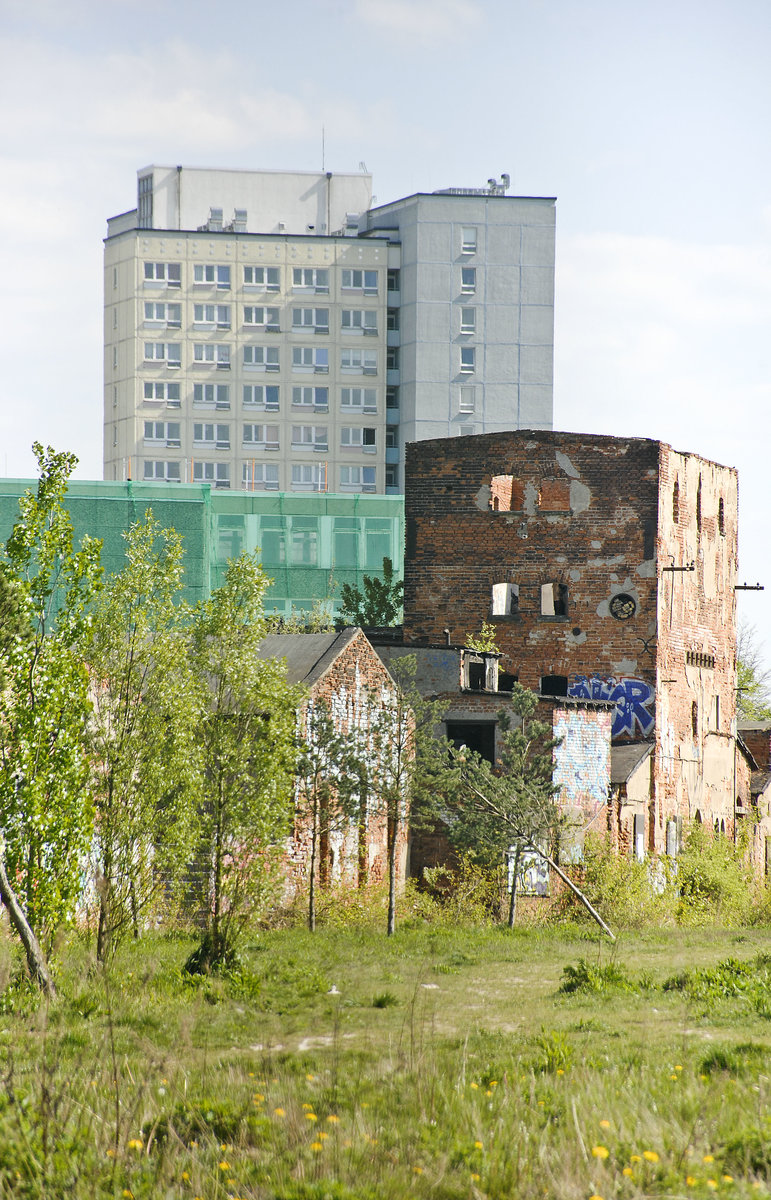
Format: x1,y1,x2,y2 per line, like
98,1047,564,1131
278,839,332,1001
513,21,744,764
611,742,653,785
256,628,367,687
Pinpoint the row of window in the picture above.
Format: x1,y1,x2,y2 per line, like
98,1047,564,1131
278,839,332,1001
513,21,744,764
143,303,390,333
142,382,382,412
141,343,391,373
143,263,384,293
490,581,569,618
142,460,377,491
143,421,378,452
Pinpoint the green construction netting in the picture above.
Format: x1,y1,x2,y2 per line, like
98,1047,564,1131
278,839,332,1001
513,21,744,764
0,481,404,617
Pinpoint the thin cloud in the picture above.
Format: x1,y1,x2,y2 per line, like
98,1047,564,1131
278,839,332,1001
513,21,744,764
353,0,483,43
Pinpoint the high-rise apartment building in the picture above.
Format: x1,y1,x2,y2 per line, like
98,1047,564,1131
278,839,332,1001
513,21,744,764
104,167,555,493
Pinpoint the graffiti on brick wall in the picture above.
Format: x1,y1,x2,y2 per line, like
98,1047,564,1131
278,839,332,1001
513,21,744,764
568,675,655,738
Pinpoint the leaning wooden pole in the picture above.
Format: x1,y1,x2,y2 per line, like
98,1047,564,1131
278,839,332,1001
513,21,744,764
462,776,616,942
0,834,57,996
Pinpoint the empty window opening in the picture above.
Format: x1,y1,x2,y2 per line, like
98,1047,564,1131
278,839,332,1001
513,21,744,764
643,518,656,560
673,479,679,524
691,700,698,738
718,496,725,536
491,581,519,616
541,582,568,617
696,476,702,534
462,650,499,693
446,721,496,764
498,670,518,692
634,813,646,861
540,674,568,697
714,694,720,730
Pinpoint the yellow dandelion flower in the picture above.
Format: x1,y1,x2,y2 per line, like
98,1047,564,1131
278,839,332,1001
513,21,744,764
274,1108,285,1117
700,1074,709,1082
319,1132,328,1140
599,1120,611,1129
486,1090,494,1098
413,1166,423,1175
707,1181,718,1191
254,1093,264,1102
471,1174,480,1183
537,1099,544,1106
181,1172,190,1181
704,1155,715,1164
470,1082,479,1090
474,1140,483,1149
686,1177,697,1187
123,1192,134,1199
106,1149,115,1158
630,1155,641,1164
306,1073,315,1081
589,1195,604,1200
489,1080,498,1087
302,1102,313,1110
591,1145,610,1160
310,1141,323,1152
218,1161,230,1171
305,1112,317,1122
643,1151,660,1163
675,1065,683,1072
326,1114,340,1123
622,1167,633,1177
671,1074,679,1081
128,1139,143,1151
723,1176,734,1183
556,1068,565,1076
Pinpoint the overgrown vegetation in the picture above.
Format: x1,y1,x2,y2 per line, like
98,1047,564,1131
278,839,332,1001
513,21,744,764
0,922,769,1198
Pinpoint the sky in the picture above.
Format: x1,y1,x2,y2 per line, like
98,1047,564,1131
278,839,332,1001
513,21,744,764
1,0,770,648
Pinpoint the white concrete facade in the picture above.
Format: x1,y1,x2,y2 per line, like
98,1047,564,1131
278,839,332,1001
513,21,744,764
104,169,555,493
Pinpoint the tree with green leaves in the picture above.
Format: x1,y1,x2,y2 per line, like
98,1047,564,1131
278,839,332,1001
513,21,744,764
363,654,457,935
0,444,102,986
185,553,303,973
294,698,363,931
451,683,614,938
339,557,403,627
737,620,771,720
84,513,200,962
449,684,559,927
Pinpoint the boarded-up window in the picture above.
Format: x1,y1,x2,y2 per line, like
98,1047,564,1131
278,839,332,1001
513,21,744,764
539,478,571,511
634,813,646,861
491,581,519,616
541,582,568,616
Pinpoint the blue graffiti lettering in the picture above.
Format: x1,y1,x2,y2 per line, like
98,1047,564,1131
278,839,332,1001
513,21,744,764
568,675,655,739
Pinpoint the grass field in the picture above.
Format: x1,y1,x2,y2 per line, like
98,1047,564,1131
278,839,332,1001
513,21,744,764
1,916,771,1199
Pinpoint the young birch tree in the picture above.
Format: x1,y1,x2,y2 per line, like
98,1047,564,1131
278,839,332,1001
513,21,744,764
185,554,303,973
364,655,457,935
84,513,200,962
294,698,362,931
0,444,102,986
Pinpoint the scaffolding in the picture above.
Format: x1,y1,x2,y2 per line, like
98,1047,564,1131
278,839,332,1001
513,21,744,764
0,480,404,618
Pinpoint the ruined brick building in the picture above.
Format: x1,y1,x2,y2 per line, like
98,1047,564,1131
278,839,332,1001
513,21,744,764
403,430,740,855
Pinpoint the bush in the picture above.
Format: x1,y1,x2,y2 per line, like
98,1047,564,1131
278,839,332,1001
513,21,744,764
559,835,675,930
676,825,761,926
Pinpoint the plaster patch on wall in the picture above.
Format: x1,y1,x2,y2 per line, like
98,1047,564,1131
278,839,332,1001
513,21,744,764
555,555,567,564
611,658,639,676
588,555,627,568
523,481,539,515
569,479,591,514
555,450,581,479
636,559,656,578
591,541,602,549
475,484,491,512
569,569,582,582
564,628,587,646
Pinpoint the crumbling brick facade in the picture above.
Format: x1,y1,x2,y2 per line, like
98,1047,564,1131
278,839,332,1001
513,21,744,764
403,430,739,854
